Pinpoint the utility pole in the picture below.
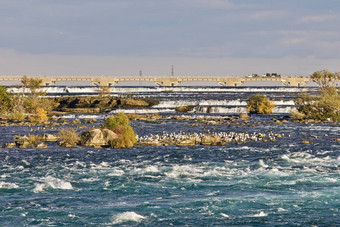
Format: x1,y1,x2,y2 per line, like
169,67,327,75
171,65,174,77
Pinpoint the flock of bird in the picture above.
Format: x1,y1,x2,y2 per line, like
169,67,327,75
137,130,285,145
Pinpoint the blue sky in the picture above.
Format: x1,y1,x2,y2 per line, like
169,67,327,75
1,0,340,76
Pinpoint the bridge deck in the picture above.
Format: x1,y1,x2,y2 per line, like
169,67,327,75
0,76,311,87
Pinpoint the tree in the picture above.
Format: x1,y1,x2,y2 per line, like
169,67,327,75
21,76,44,97
310,69,340,88
247,94,274,114
294,70,340,122
0,86,11,113
19,76,55,114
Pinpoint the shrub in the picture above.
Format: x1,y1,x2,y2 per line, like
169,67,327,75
103,112,130,130
8,111,26,122
28,107,48,124
103,112,136,148
247,94,274,114
14,134,42,148
290,109,306,121
57,128,80,146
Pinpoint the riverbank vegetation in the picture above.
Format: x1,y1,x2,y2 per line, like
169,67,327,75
247,94,274,114
0,76,159,123
0,76,57,123
292,70,340,122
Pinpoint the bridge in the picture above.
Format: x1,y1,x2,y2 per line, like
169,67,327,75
0,76,311,87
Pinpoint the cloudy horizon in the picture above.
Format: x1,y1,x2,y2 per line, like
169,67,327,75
1,0,340,77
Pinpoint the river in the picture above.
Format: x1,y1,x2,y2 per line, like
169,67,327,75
1,86,339,226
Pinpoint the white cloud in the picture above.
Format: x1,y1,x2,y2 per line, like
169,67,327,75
282,37,305,45
251,10,287,20
194,0,235,9
299,15,335,23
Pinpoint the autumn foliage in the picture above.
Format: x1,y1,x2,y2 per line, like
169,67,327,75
247,94,274,114
103,112,136,148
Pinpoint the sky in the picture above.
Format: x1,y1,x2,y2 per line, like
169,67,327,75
1,0,340,77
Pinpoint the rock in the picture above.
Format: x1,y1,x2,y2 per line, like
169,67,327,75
42,133,58,141
301,140,313,144
4,142,15,148
81,128,118,147
80,129,105,147
119,98,150,107
84,118,97,124
36,142,47,149
62,108,101,114
332,138,340,142
201,134,221,145
72,119,82,124
139,139,162,146
16,141,31,148
102,129,119,144
175,105,195,112
176,137,195,146
58,142,75,148
239,113,249,120
207,121,219,125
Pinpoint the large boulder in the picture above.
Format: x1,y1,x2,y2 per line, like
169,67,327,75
80,129,105,147
138,139,162,146
200,134,221,145
42,133,58,142
176,136,196,146
36,142,48,149
102,129,119,144
80,128,118,147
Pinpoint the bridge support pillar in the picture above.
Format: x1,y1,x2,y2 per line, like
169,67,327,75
41,78,55,86
281,78,309,87
92,79,118,87
155,78,180,87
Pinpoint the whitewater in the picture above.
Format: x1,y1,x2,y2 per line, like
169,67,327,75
1,86,339,226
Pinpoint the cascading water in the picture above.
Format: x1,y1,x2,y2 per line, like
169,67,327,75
7,86,316,114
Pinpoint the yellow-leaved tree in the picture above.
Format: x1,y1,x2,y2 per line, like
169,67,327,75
247,94,274,114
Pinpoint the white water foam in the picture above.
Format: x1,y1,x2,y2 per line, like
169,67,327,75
258,159,268,168
111,212,146,224
220,213,230,218
252,211,268,217
33,176,73,193
0,181,19,189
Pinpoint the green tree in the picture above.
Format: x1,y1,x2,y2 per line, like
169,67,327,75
294,70,340,122
310,69,340,88
247,94,274,114
19,76,56,114
0,86,11,113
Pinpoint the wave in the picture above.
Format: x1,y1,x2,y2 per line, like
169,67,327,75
110,212,146,224
33,176,73,193
0,181,19,189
